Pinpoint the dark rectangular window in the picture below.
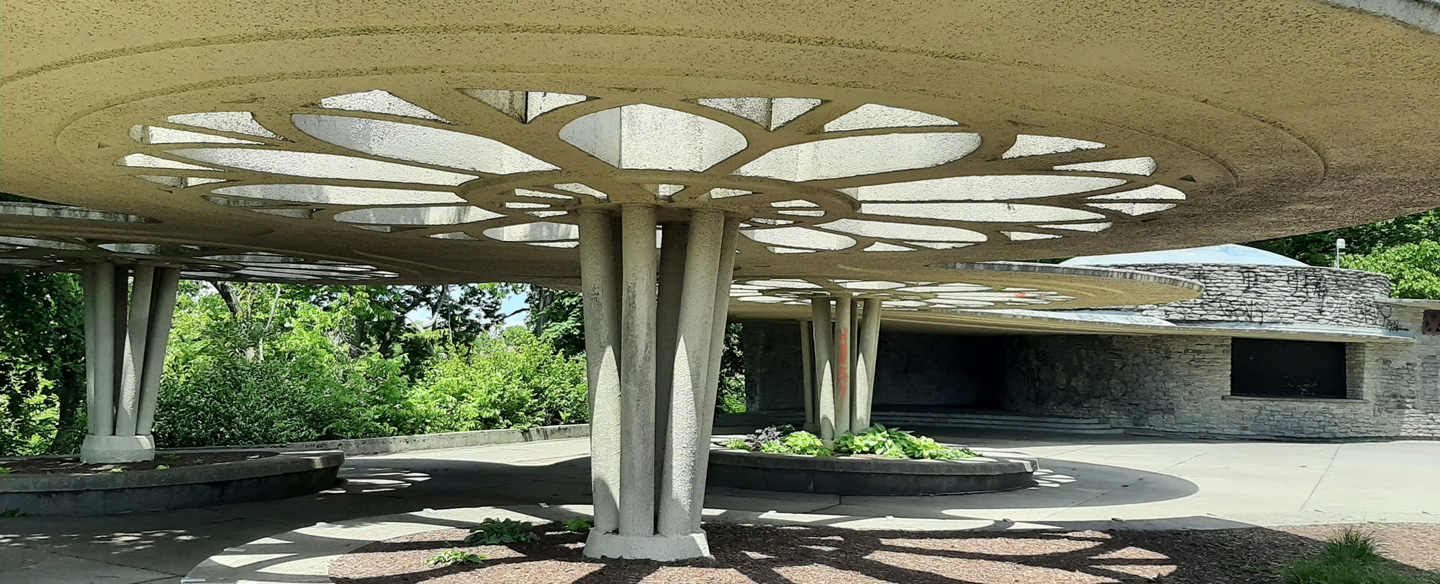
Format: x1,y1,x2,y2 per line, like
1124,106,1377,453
1424,310,1439,335
1231,338,1347,398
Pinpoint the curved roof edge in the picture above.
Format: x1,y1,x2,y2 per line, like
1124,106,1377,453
1060,244,1308,267
1323,0,1440,34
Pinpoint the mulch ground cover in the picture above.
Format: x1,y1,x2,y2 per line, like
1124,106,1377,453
330,522,1439,584
0,451,275,475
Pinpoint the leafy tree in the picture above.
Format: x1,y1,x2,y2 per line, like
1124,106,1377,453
1249,208,1439,266
0,273,86,455
1340,241,1440,300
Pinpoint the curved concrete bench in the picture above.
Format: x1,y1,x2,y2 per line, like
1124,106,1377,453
0,449,342,516
707,448,1037,495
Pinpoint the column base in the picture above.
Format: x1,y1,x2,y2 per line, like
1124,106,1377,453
583,530,710,560
80,434,155,464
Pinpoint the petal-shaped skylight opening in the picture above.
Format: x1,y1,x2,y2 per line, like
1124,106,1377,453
119,153,221,172
709,188,752,199
767,246,817,254
840,280,906,290
463,89,590,123
863,242,914,252
1040,222,1113,232
166,112,280,139
528,241,580,249
751,218,796,226
504,202,550,209
847,175,1127,202
333,206,503,225
428,232,477,240
131,126,262,145
137,176,228,188
696,97,822,131
860,202,1107,222
823,104,959,132
213,184,464,205
771,199,820,208
560,104,748,171
643,184,685,199
1087,184,1187,200
899,284,989,293
747,279,823,289
528,210,568,218
738,295,788,303
733,133,981,182
776,210,826,217
1001,135,1107,159
553,184,609,200
250,208,315,219
168,149,477,186
0,236,88,250
293,115,558,174
483,222,580,242
817,218,986,242
1003,231,1063,241
1054,157,1157,176
319,90,450,122
742,227,856,251
1087,202,1177,216
515,189,571,200
905,241,972,249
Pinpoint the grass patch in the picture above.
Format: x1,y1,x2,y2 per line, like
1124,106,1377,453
425,550,485,568
1283,528,1439,584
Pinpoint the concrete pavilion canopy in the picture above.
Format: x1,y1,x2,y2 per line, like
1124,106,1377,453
4,0,1438,562
4,0,1439,288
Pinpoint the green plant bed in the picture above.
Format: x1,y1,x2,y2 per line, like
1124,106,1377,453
722,424,978,460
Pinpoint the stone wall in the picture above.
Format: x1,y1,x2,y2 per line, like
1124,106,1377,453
1098,264,1390,329
1003,305,1440,439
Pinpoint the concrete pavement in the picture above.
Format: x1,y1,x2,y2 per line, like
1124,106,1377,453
3,432,1438,583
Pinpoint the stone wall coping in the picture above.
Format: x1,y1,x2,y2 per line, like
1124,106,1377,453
1375,297,1440,309
0,449,343,493
1221,395,1371,405
165,423,591,456
708,448,1037,476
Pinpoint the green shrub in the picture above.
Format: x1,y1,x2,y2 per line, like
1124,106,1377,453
406,328,588,433
835,424,977,460
723,439,752,451
562,518,592,533
426,550,485,567
780,431,832,457
464,518,540,545
1321,528,1384,566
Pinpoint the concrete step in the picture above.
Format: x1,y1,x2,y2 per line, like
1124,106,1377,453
870,411,1123,435
870,412,1103,425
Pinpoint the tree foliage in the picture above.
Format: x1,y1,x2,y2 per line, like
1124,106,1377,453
1340,241,1440,300
1249,208,1439,267
0,273,86,455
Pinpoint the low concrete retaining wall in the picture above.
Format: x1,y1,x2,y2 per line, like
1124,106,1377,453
1,450,343,516
283,423,590,456
707,448,1038,495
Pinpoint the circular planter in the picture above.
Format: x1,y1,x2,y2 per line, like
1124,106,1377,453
707,448,1037,496
0,449,343,516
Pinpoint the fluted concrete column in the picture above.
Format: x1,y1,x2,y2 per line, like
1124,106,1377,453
578,210,622,535
582,209,737,561
80,264,180,463
854,298,882,431
653,223,688,493
658,209,724,536
115,266,155,436
833,293,854,437
690,216,739,531
136,268,181,436
618,204,659,538
810,298,836,444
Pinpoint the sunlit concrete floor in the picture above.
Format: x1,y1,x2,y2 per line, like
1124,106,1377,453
3,432,1438,584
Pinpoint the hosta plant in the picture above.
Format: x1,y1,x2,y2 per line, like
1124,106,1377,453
464,518,540,545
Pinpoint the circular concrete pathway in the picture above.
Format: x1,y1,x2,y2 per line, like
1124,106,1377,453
2,432,1437,583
